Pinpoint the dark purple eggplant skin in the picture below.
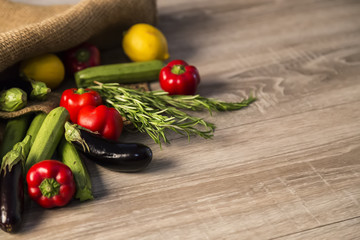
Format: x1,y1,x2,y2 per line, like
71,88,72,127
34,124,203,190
0,161,24,233
73,129,153,172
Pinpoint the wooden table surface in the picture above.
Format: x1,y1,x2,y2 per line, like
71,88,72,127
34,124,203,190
4,0,360,239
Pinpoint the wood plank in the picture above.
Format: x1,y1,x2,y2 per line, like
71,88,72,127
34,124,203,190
2,0,360,239
9,95,360,239
273,217,360,240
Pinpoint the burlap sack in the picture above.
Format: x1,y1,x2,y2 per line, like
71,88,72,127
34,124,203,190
0,0,157,72
0,0,156,119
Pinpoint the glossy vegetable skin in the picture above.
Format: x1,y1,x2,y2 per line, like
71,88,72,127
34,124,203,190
159,59,200,95
60,88,102,123
26,160,76,208
0,136,31,234
65,42,101,74
77,104,123,141
0,160,24,233
65,122,152,172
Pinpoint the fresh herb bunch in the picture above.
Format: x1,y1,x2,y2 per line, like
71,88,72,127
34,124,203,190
89,82,256,145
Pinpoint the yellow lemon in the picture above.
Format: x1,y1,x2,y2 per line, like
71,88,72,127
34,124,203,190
20,53,65,89
122,23,170,62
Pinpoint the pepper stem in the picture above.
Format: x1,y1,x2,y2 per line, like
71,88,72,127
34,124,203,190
75,88,86,94
171,64,186,75
76,49,91,63
39,178,61,198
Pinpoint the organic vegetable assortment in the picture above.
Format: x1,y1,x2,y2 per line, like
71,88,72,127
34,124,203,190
60,89,123,141
0,21,256,234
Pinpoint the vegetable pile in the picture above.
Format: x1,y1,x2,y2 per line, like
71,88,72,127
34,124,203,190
0,23,256,234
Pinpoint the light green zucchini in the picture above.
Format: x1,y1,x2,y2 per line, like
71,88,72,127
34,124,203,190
25,107,69,171
74,60,164,88
0,114,32,164
26,112,47,148
58,137,94,201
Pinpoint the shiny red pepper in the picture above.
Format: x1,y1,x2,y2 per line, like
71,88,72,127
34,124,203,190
159,59,200,95
26,160,76,208
60,88,102,123
65,42,101,74
77,105,124,141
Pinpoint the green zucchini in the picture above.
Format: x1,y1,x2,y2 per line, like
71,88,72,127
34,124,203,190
25,107,69,171
58,137,94,201
0,114,32,163
75,60,164,88
26,112,47,148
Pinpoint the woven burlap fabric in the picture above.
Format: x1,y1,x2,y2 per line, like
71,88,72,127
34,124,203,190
0,0,156,119
0,0,157,73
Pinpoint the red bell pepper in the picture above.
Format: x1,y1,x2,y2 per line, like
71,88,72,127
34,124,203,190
77,105,124,141
60,88,102,123
159,59,200,95
26,160,76,208
65,42,101,74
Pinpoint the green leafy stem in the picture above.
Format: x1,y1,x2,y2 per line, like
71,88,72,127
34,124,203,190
89,82,256,146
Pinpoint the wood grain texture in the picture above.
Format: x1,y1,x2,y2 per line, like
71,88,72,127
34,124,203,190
2,0,360,239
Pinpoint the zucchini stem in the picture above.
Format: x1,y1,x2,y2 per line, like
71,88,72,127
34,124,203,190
64,122,90,152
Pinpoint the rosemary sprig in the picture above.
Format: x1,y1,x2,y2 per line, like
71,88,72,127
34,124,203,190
89,82,256,145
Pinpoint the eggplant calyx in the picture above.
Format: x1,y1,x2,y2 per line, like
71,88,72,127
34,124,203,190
0,135,31,175
0,145,22,175
64,122,90,152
